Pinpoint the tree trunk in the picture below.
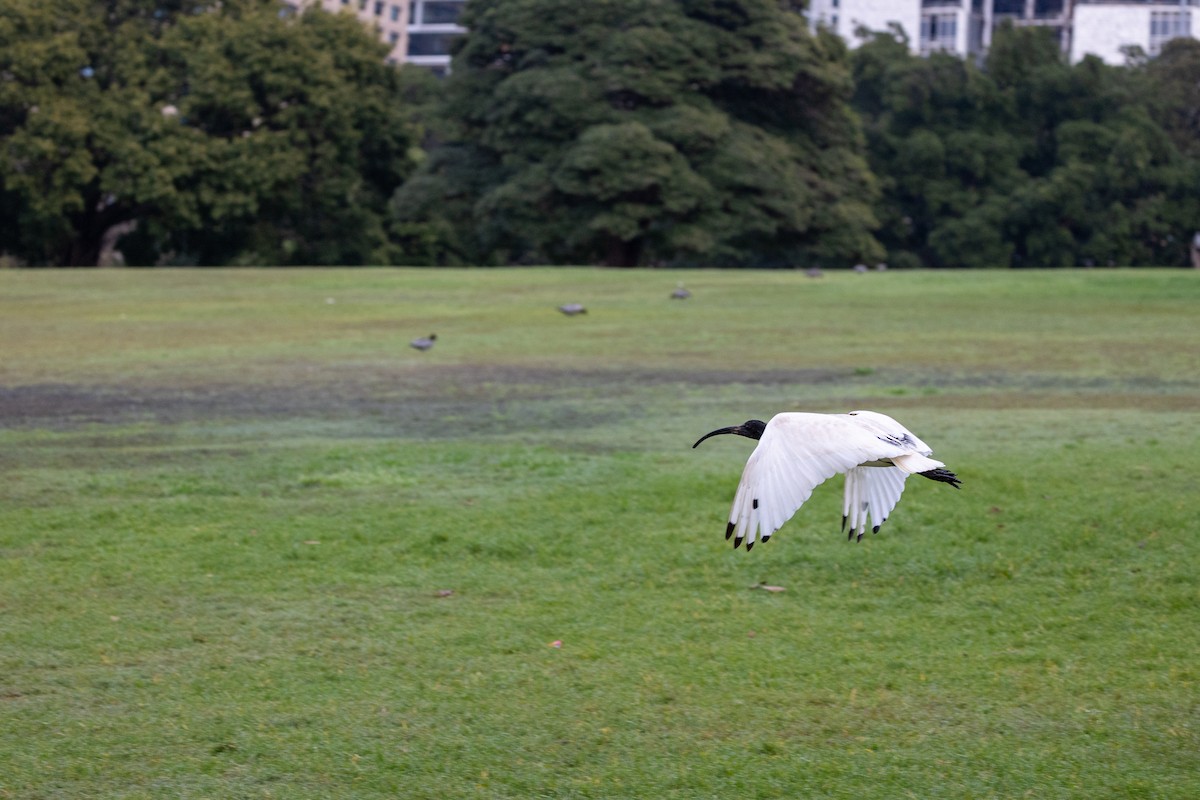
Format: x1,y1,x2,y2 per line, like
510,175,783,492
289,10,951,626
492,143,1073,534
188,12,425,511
63,200,135,266
98,220,138,267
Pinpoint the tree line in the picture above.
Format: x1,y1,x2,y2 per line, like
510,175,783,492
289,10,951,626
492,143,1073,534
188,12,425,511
2,0,1198,268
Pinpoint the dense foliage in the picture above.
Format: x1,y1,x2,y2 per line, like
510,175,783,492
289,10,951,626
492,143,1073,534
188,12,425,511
851,25,1200,268
2,3,1199,267
392,0,881,267
0,0,419,266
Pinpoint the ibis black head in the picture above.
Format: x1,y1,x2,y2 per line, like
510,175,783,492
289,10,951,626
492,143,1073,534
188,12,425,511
692,419,767,449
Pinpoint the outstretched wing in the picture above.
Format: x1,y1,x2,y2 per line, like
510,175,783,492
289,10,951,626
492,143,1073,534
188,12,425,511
842,466,909,542
724,413,913,550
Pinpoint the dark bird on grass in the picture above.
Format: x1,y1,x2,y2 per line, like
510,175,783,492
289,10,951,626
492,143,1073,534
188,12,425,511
693,410,960,550
671,283,691,300
409,333,437,352
558,304,587,316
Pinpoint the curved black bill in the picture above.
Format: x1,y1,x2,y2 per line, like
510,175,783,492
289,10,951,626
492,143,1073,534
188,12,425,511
692,426,740,449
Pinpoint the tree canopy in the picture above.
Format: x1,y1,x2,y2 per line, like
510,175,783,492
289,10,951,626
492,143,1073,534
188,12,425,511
850,23,1200,268
0,0,420,266
3,4,1200,267
392,0,883,267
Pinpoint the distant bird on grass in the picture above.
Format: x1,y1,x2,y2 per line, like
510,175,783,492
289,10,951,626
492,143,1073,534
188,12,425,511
694,410,960,550
670,284,692,300
804,267,824,278
558,304,587,316
409,333,437,352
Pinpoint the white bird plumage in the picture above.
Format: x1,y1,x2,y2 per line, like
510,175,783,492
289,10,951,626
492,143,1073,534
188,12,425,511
693,410,961,550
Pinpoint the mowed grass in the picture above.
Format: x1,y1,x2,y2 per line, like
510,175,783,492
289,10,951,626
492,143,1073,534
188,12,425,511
1,268,1197,799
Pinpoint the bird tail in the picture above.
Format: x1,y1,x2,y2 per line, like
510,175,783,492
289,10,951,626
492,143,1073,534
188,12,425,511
918,468,962,489
889,452,944,475
892,453,962,488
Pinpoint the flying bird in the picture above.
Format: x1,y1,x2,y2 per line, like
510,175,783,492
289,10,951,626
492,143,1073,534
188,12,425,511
409,333,437,352
693,410,960,550
558,304,587,316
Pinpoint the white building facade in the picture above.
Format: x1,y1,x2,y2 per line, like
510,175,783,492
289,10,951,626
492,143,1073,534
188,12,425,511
806,0,1199,64
806,0,923,51
1072,1,1199,62
291,0,467,72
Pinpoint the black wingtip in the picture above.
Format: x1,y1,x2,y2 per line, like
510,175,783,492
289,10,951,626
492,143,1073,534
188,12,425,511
761,534,770,545
872,525,880,535
725,521,735,541
745,540,754,552
733,535,744,549
841,514,847,533
856,532,864,543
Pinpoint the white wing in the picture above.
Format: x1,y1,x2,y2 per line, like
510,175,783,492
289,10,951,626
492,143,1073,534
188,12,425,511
843,466,909,542
725,413,917,549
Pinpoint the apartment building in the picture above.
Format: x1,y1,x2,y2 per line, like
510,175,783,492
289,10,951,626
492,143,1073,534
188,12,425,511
291,0,467,73
1071,1,1198,61
806,0,1198,64
284,0,1194,70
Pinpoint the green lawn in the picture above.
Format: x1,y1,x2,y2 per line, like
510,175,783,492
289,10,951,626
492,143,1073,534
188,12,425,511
1,268,1197,799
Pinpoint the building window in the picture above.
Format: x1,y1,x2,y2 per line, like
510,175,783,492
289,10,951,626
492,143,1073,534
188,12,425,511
421,1,465,25
921,12,957,54
407,31,462,56
374,1,384,15
1150,11,1191,55
391,4,401,21
389,31,400,44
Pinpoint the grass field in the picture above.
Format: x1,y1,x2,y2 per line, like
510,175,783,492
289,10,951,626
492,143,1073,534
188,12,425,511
1,268,1197,799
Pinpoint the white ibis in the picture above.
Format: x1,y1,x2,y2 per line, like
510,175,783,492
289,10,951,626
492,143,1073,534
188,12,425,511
558,304,587,316
693,410,960,550
671,284,691,299
409,333,437,352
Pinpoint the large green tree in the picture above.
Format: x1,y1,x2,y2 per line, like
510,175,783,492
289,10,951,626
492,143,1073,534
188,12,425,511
0,0,419,266
851,23,1198,267
393,0,882,267
851,30,1023,268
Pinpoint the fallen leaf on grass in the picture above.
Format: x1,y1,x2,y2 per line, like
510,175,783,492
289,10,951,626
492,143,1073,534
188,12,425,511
548,640,563,649
749,583,786,592
434,589,454,598
302,540,320,545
